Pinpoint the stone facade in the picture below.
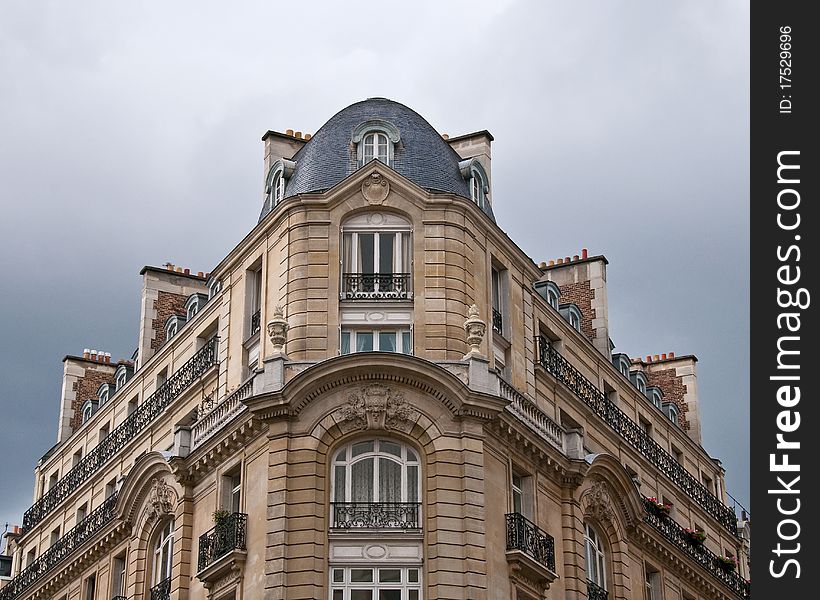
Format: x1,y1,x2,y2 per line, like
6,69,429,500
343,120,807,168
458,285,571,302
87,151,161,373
0,100,747,600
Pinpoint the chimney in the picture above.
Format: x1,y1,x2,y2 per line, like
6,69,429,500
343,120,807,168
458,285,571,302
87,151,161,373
582,248,588,259
442,133,449,140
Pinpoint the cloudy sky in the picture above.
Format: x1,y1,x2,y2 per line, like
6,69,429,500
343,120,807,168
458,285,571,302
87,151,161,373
0,1,749,534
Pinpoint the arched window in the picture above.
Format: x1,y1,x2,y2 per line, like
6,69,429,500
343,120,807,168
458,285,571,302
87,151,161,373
97,383,111,406
332,439,420,504
263,159,296,213
151,520,174,591
470,169,486,208
630,371,648,395
663,402,679,425
535,280,561,310
584,522,607,592
559,303,582,333
81,399,98,424
648,387,663,409
353,120,400,168
362,132,390,165
165,315,185,341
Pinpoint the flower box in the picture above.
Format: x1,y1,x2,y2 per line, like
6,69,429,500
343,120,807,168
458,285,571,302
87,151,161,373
715,555,737,572
684,528,707,546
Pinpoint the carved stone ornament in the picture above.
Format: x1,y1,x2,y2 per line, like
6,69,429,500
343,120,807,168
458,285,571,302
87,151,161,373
144,477,178,523
581,480,616,523
339,384,413,430
463,304,487,358
267,305,289,355
362,171,390,204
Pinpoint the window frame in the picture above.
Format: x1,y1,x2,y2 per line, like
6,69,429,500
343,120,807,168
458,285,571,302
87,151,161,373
584,522,607,589
329,566,422,600
340,328,412,355
151,519,175,587
331,439,421,504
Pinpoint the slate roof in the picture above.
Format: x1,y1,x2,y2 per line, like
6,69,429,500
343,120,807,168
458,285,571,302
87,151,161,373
260,98,495,222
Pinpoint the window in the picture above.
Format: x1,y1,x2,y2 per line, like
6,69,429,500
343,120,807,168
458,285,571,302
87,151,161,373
98,423,110,444
352,120,400,168
97,383,111,405
185,293,208,321
341,224,412,300
208,278,223,299
645,563,662,600
332,440,420,505
534,280,561,310
223,467,242,514
263,159,295,211
511,472,533,519
647,387,663,409
115,365,129,390
105,477,118,498
491,266,506,336
76,502,88,523
247,266,263,338
48,472,59,491
630,371,648,395
127,397,138,416
112,553,127,598
165,315,186,341
468,165,488,209
559,303,582,333
363,132,390,165
50,527,60,547
72,449,83,468
584,522,607,590
25,549,36,567
330,566,421,600
84,573,96,600
340,329,412,355
702,473,714,495
671,446,683,464
663,402,679,425
81,399,98,424
152,520,174,588
639,416,652,437
611,353,631,378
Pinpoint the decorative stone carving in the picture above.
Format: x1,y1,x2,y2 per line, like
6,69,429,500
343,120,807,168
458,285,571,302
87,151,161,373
362,171,389,204
144,477,178,524
267,305,289,355
463,304,487,358
581,480,615,523
339,384,413,430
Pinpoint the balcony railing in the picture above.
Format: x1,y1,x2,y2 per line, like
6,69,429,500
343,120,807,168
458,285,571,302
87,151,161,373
150,578,171,600
23,337,219,531
111,597,127,600
535,336,738,536
642,501,750,598
250,309,261,336
505,512,555,572
500,378,564,451
492,307,503,335
341,273,411,300
331,502,421,529
587,581,609,600
197,512,248,573
0,493,118,600
191,375,254,450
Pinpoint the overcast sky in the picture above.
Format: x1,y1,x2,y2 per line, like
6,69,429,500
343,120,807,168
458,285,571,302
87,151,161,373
0,1,749,535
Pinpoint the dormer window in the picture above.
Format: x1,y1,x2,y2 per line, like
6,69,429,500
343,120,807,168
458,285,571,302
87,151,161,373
611,353,631,378
663,402,679,425
353,120,401,168
208,278,222,299
647,386,664,409
458,158,490,210
535,280,561,310
630,371,648,395
264,159,296,212
115,364,132,390
81,399,98,424
185,293,209,321
559,303,582,333
165,315,186,342
97,384,112,406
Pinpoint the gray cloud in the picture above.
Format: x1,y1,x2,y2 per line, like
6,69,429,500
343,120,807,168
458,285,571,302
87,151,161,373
0,0,749,532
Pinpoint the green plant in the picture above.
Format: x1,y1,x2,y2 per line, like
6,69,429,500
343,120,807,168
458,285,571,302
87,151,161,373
212,509,230,524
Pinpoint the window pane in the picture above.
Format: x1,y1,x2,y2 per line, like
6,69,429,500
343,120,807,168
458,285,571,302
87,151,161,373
351,569,373,583
343,233,353,273
408,569,419,583
352,441,374,456
379,591,401,600
352,459,374,502
379,569,401,583
407,465,418,502
409,591,419,600
379,331,397,353
341,331,350,355
379,233,394,274
333,569,344,583
357,331,374,352
333,591,344,600
401,232,411,272
352,591,373,600
381,441,401,457
401,331,411,354
406,449,417,462
379,458,402,502
358,234,375,274
513,490,522,514
334,465,346,502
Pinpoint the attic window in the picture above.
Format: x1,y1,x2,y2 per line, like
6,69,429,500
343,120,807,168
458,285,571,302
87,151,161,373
81,399,98,424
535,280,561,310
630,371,648,395
115,368,127,390
352,120,401,168
186,293,208,320
165,314,186,341
648,387,663,409
458,158,489,210
97,384,111,406
663,402,680,425
264,159,296,212
559,303,582,333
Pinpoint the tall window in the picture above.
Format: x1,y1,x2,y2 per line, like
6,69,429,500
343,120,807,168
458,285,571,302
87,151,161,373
645,563,662,600
491,265,506,336
340,329,412,355
152,520,174,588
112,553,127,598
342,229,412,299
470,169,486,208
584,523,607,590
511,472,532,518
223,468,242,514
332,440,420,504
362,132,390,165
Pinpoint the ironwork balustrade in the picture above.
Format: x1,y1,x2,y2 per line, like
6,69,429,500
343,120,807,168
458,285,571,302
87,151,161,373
331,502,421,529
587,581,609,600
23,337,219,531
643,502,750,598
250,310,261,336
197,512,248,573
342,273,411,300
535,336,738,536
0,494,118,600
492,307,503,335
505,512,556,572
111,597,127,600
149,578,171,600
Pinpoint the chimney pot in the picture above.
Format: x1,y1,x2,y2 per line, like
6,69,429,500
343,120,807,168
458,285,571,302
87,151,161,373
669,351,675,358
286,129,294,136
166,263,174,271
646,355,651,362
653,354,660,361
175,267,183,273
83,349,90,359
557,258,564,264
295,131,302,139
582,248,588,259
548,260,555,266
205,272,210,279
538,261,547,269
661,353,667,360
197,271,204,277
304,133,312,140
184,268,190,275
564,256,571,263
572,254,580,261
442,133,449,140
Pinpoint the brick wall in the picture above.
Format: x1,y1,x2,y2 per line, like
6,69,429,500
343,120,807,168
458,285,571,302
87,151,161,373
646,368,691,432
69,368,115,432
151,291,188,350
557,280,596,342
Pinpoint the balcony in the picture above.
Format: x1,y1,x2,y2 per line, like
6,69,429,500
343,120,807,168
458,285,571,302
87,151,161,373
0,493,118,600
330,502,421,530
341,273,411,300
505,512,557,596
197,513,248,578
191,376,254,450
642,501,750,598
587,581,608,600
492,307,503,335
250,309,261,337
150,577,171,600
500,378,564,452
23,337,219,531
535,336,738,536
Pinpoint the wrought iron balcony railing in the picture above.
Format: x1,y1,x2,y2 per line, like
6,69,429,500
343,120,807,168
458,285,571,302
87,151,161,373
500,378,564,451
111,596,127,600
341,273,411,300
192,376,255,450
331,502,421,529
149,578,171,600
492,307,503,335
535,336,738,536
505,512,556,572
587,580,609,600
250,309,261,337
0,493,118,600
23,337,219,531
197,512,248,573
642,501,750,598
